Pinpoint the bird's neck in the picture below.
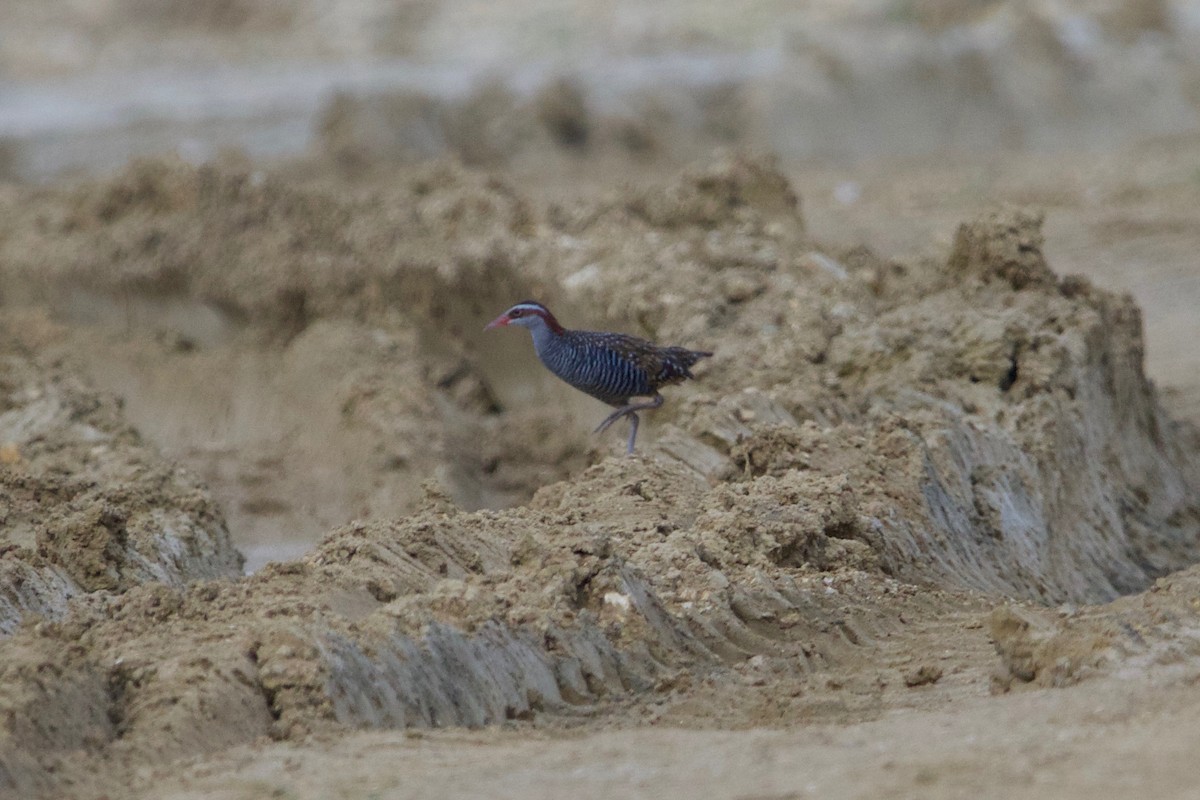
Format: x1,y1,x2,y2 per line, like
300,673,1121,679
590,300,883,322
536,309,565,335
528,317,563,357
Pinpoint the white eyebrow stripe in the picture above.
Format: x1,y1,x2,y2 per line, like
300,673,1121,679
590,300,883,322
510,303,547,313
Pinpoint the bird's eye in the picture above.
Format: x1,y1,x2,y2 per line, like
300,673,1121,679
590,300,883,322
510,309,523,318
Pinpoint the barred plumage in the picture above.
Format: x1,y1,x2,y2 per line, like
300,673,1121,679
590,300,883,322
485,301,712,453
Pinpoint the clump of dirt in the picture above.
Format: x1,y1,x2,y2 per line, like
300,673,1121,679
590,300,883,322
947,204,1056,290
990,561,1200,691
0,338,242,635
0,154,1199,797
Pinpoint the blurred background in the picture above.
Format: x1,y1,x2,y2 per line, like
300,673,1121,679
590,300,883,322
4,1,1200,285
3,1,1198,180
2,0,1199,569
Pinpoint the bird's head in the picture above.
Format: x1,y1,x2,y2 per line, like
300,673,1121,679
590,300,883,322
484,301,563,333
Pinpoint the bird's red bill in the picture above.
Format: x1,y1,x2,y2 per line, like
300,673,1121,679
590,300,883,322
484,314,510,331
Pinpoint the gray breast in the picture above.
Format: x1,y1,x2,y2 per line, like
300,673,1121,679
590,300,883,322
532,331,645,404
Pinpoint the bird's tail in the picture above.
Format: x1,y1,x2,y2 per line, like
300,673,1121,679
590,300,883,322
661,346,713,380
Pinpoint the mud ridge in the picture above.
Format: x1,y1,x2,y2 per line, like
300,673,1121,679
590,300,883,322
0,342,242,635
0,156,1198,796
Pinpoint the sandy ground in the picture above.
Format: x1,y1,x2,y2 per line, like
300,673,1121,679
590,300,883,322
142,669,1200,800
1,2,1200,799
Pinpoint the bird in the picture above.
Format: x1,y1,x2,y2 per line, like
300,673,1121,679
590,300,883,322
485,301,712,454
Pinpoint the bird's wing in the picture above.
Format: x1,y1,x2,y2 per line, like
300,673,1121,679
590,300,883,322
582,332,702,386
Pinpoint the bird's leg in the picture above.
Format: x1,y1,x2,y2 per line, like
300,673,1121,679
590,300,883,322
594,394,664,453
594,395,664,434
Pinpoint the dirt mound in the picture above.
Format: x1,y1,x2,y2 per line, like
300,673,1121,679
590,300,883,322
310,74,770,182
0,158,588,563
0,338,242,636
2,154,1197,592
815,209,1200,601
0,155,1199,796
990,561,1200,690
0,454,927,796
